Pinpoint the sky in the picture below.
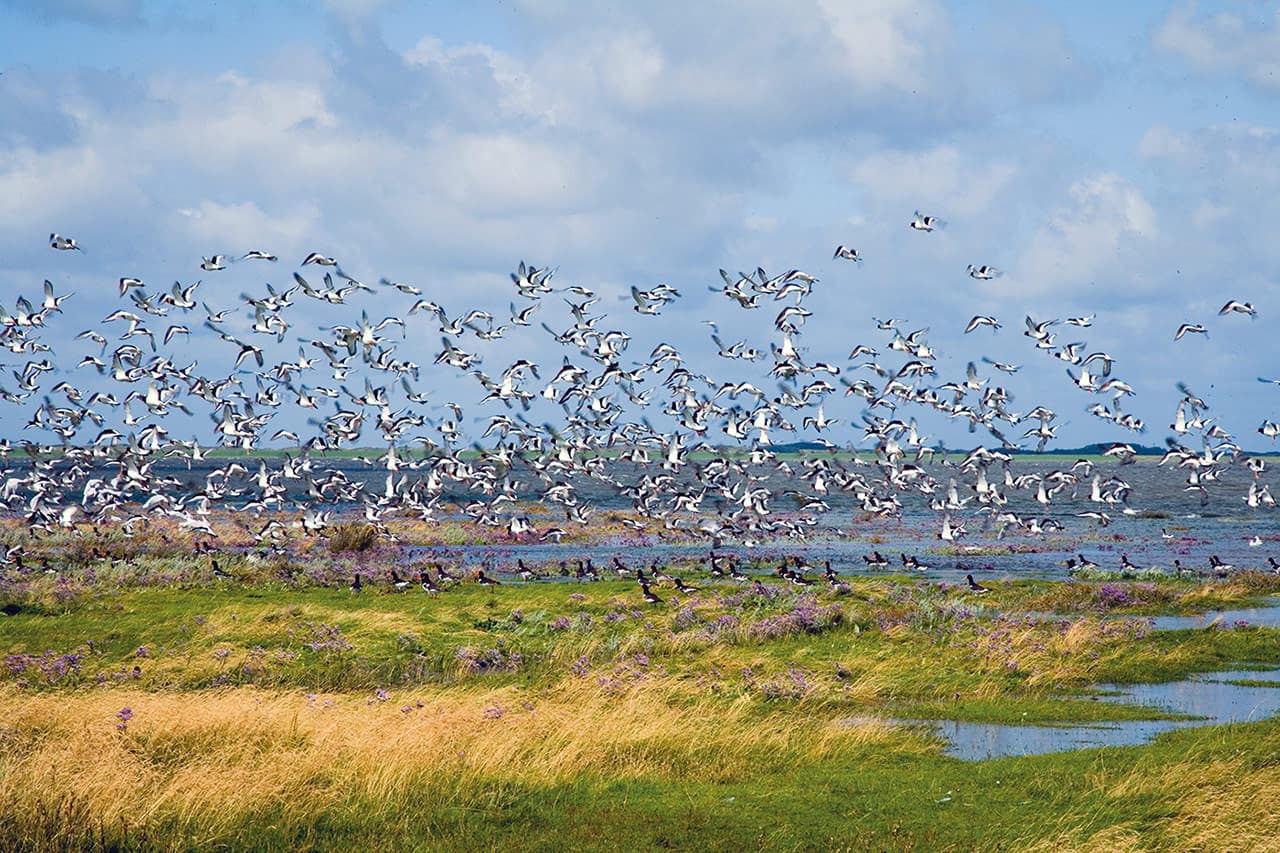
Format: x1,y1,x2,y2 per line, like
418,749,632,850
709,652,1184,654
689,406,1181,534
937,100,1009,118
1,0,1278,451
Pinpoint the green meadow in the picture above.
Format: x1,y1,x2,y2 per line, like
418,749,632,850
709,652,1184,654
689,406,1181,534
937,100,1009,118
4,536,1280,851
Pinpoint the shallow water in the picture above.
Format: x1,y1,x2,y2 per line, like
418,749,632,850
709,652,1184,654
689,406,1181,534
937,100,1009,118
1149,601,1280,630
401,530,1280,586
923,668,1280,761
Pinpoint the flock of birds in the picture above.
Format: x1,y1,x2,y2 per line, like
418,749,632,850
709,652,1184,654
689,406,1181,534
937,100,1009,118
0,215,1276,599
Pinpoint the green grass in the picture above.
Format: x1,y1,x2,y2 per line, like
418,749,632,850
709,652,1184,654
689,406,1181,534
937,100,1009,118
6,567,1280,849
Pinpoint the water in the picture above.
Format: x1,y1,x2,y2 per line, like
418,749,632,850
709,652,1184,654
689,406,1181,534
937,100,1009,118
921,668,1280,761
1150,602,1280,630
6,455,1279,581
399,528,1280,585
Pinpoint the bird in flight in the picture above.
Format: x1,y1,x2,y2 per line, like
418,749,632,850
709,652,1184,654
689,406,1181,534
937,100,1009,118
1219,300,1256,318
909,211,945,232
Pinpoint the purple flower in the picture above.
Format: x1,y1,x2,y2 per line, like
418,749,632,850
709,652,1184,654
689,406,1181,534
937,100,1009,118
671,605,699,631
455,644,523,674
116,707,133,731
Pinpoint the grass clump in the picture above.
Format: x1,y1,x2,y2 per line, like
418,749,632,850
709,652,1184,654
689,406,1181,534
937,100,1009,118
326,523,379,553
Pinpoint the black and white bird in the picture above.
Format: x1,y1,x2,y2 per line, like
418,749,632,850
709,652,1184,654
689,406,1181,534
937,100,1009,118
1208,555,1235,577
49,233,81,251
909,211,945,232
901,553,930,571
967,264,1002,280
964,315,1001,334
1219,300,1257,318
833,245,862,262
964,574,989,594
1174,323,1208,341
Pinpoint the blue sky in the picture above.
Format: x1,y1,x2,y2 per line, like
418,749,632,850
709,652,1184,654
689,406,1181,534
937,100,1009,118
1,0,1278,450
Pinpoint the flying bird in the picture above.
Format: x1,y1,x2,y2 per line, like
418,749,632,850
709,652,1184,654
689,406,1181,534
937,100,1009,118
967,265,1002,280
1219,300,1256,318
964,315,1001,334
909,211,946,232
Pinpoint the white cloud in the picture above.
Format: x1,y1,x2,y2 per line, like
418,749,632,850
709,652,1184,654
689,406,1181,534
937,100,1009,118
848,145,1018,218
1191,201,1230,228
1136,125,1189,159
175,200,319,252
1016,174,1156,295
817,0,948,95
1155,2,1280,92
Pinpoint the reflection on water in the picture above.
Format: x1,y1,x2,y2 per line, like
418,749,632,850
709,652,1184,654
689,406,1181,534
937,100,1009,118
923,669,1280,761
1150,603,1280,630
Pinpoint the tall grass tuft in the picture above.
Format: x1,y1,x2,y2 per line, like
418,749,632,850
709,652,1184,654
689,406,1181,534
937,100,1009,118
326,524,378,553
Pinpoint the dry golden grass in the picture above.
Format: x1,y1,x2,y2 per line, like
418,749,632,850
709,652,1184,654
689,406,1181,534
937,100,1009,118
1179,582,1251,607
1019,737,1280,852
962,616,1142,688
1022,824,1152,853
1167,762,1280,851
0,679,906,841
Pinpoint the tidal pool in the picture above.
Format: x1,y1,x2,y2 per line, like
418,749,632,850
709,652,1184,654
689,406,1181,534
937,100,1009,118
921,668,1280,761
1149,602,1280,630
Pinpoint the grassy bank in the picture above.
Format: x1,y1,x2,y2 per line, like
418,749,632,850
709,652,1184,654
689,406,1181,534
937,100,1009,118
4,567,1280,849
